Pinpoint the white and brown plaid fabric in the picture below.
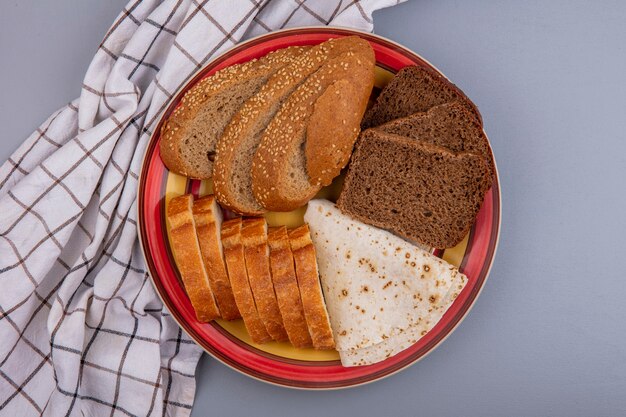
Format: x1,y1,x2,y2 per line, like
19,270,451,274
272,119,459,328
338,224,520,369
0,0,403,415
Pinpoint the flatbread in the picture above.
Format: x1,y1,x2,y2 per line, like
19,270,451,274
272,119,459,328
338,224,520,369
338,272,466,366
304,199,467,366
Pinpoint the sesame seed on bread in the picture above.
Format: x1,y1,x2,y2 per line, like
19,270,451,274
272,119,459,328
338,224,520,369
251,42,375,212
159,46,308,179
213,36,373,215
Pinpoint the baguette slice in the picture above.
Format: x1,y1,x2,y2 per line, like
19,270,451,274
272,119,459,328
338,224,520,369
361,65,482,129
267,226,313,348
167,194,220,322
214,36,373,215
337,130,491,248
192,195,240,320
375,102,495,180
252,49,375,212
289,225,335,350
160,46,308,179
241,218,288,341
221,218,271,343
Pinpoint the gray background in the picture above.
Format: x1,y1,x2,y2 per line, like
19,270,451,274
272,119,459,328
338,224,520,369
2,1,626,416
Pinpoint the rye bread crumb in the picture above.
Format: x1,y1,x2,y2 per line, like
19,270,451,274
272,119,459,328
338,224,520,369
361,65,482,129
375,102,495,180
337,130,490,248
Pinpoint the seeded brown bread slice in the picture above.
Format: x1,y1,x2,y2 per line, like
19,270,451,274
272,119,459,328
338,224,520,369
267,226,313,348
252,49,375,212
221,218,271,344
361,65,482,129
289,225,335,350
159,46,308,179
213,36,373,215
375,102,495,180
241,218,288,341
305,74,373,186
192,195,240,320
337,130,491,248
167,194,220,322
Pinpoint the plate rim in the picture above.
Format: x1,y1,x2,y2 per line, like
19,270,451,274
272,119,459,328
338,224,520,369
136,25,502,390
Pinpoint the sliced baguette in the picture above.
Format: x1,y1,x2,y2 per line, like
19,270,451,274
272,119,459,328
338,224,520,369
221,218,271,343
213,36,373,215
289,225,335,350
192,195,240,320
241,218,288,341
267,226,312,348
337,130,490,248
252,49,375,212
375,102,495,180
160,46,308,179
167,194,220,322
361,65,482,129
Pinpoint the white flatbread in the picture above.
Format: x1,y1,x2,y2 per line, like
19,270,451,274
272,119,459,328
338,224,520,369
304,199,467,366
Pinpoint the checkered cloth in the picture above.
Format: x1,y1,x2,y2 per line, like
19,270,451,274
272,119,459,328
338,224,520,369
0,0,404,416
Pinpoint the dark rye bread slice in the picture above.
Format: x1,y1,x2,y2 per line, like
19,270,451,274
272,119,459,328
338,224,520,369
376,102,495,180
213,36,372,215
337,130,490,248
361,65,482,129
160,46,308,179
252,48,375,212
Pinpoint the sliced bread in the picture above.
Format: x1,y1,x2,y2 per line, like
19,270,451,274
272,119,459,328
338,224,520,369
160,46,308,179
361,65,482,129
192,195,240,320
267,226,312,348
241,218,288,341
252,49,375,212
167,194,220,322
289,225,335,350
337,129,491,248
213,36,373,215
221,218,271,344
375,102,495,180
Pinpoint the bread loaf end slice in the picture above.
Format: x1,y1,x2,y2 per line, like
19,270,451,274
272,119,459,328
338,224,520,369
167,194,220,322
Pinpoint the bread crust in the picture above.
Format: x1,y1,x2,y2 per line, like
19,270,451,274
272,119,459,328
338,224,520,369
375,101,495,181
252,46,375,212
167,195,220,322
160,46,308,179
267,227,312,348
221,218,271,343
192,195,240,320
241,218,288,341
289,225,335,350
305,71,374,186
213,36,372,215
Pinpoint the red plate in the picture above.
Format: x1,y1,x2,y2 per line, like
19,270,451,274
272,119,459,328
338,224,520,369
137,27,501,389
